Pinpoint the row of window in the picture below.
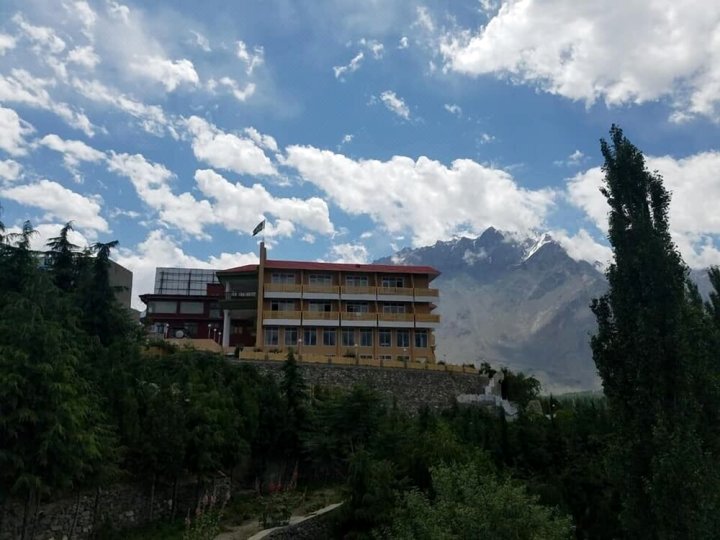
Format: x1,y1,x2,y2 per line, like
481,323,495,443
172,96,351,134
271,273,406,288
270,301,411,313
264,327,429,348
148,300,220,317
154,268,219,295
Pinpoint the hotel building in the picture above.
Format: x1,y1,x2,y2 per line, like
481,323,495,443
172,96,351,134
142,243,440,363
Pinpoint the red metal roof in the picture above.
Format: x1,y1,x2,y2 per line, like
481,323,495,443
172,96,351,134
218,259,440,277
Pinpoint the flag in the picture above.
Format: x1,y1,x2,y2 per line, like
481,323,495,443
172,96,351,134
252,219,265,236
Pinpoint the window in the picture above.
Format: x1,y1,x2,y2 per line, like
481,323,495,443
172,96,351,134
379,355,392,361
346,302,369,313
382,303,406,313
271,300,295,311
308,273,332,284
154,268,219,295
381,276,404,288
345,275,369,286
271,273,296,284
396,330,410,348
360,329,373,347
303,328,317,346
323,329,336,346
179,301,204,314
415,329,428,348
149,301,177,313
379,330,391,347
308,301,332,312
264,327,279,346
208,302,220,319
342,329,355,346
360,354,373,360
284,327,298,346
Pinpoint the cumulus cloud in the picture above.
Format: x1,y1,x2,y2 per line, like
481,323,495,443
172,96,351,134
0,159,22,182
566,151,720,267
38,134,105,168
236,40,264,75
284,146,556,246
190,30,211,52
184,116,277,176
13,13,66,54
398,36,409,49
0,70,95,136
1,179,108,234
554,149,587,167
379,90,410,120
333,51,364,80
3,221,91,251
130,55,199,91
0,106,33,156
0,34,17,55
329,242,369,263
67,45,100,68
444,103,462,117
194,169,335,237
115,229,258,309
440,0,720,121
207,76,256,102
553,228,612,267
107,152,215,238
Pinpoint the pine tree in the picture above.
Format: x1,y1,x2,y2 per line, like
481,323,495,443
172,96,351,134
591,126,720,538
46,222,79,293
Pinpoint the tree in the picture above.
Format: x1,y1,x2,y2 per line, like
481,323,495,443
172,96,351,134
46,222,79,293
590,126,720,538
706,266,720,329
382,460,572,540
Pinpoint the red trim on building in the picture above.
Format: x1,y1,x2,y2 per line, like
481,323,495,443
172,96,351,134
218,259,440,278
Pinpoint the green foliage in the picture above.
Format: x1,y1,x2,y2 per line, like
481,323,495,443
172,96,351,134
383,460,572,540
591,126,720,538
501,368,541,408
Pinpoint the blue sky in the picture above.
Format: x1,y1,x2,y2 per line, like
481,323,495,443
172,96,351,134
1,0,719,307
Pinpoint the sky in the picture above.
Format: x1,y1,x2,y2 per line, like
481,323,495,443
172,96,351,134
1,0,720,309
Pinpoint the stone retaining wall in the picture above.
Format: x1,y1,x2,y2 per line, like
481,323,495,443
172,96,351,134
240,360,489,411
0,477,230,540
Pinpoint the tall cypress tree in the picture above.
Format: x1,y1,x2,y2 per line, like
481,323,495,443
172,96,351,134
591,126,720,538
46,222,79,293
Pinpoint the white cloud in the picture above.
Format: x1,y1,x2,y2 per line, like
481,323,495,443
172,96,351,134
380,90,410,120
130,55,199,91
3,221,91,251
67,45,100,68
415,6,435,33
190,30,211,52
329,242,369,263
553,228,612,268
444,103,462,117
284,146,556,246
1,179,108,234
478,132,495,145
398,36,409,49
194,168,335,237
567,151,720,267
38,134,105,168
236,40,264,75
72,78,170,136
0,34,16,55
243,127,279,152
115,229,258,309
0,70,95,137
0,106,33,156
70,1,97,37
333,51,364,80
440,0,720,122
208,77,256,102
359,38,385,59
13,13,66,54
107,152,215,238
0,159,22,182
184,116,277,176
107,1,130,23
554,149,586,167
337,133,354,149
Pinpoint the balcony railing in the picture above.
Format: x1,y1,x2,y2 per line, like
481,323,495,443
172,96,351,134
263,310,302,319
302,311,340,320
414,287,439,297
378,313,415,322
304,284,340,294
341,312,377,322
265,283,302,293
341,285,375,295
377,286,414,296
415,313,440,323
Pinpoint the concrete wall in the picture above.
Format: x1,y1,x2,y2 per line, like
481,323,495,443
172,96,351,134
241,360,489,411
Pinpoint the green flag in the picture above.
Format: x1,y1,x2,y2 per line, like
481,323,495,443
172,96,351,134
252,219,265,236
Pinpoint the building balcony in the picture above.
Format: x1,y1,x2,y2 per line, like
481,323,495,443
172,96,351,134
263,310,302,325
340,285,377,300
414,287,439,302
302,284,340,299
340,311,377,327
378,312,415,328
377,286,414,301
264,283,302,299
302,310,340,326
415,313,441,328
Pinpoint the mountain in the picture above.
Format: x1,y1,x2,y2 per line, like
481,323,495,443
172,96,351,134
376,228,607,393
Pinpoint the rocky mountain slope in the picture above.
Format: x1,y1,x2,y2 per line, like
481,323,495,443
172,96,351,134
377,228,607,392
